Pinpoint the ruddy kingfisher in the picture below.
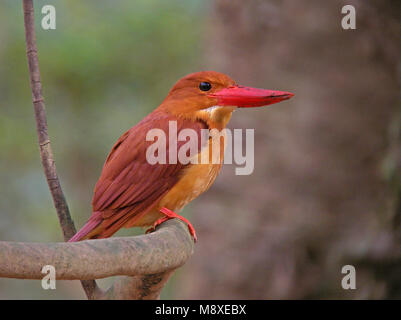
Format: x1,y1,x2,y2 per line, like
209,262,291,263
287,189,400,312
69,71,293,242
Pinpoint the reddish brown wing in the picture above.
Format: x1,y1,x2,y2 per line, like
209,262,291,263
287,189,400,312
90,110,206,237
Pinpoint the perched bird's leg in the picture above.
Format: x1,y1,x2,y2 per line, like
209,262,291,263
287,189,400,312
146,207,197,242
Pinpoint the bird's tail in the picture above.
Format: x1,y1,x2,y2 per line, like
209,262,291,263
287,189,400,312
68,211,103,242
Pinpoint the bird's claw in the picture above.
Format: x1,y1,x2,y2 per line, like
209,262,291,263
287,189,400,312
146,207,197,242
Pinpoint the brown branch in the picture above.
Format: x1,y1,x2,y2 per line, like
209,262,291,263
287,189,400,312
22,0,98,299
100,271,176,300
0,219,194,299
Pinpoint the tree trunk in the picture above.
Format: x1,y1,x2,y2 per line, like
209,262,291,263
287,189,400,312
178,0,400,299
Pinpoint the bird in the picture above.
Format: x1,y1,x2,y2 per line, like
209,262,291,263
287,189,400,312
68,71,293,242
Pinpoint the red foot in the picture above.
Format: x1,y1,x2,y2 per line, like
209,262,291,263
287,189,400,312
146,207,197,242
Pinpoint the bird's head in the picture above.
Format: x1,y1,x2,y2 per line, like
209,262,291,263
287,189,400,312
160,71,294,128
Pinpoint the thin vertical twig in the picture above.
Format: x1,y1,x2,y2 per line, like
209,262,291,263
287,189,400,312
22,0,100,299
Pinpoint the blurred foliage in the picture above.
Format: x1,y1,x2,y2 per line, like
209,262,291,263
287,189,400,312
0,0,206,299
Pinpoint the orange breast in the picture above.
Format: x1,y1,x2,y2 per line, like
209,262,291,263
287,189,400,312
133,130,226,227
130,106,235,228
159,162,222,212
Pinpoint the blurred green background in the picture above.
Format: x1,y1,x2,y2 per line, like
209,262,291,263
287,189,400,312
0,0,400,299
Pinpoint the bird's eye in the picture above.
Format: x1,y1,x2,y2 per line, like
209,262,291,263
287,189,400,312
199,82,212,91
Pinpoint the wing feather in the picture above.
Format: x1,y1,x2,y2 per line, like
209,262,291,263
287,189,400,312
91,111,207,235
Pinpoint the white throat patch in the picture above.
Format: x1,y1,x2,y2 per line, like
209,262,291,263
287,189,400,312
204,105,223,114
